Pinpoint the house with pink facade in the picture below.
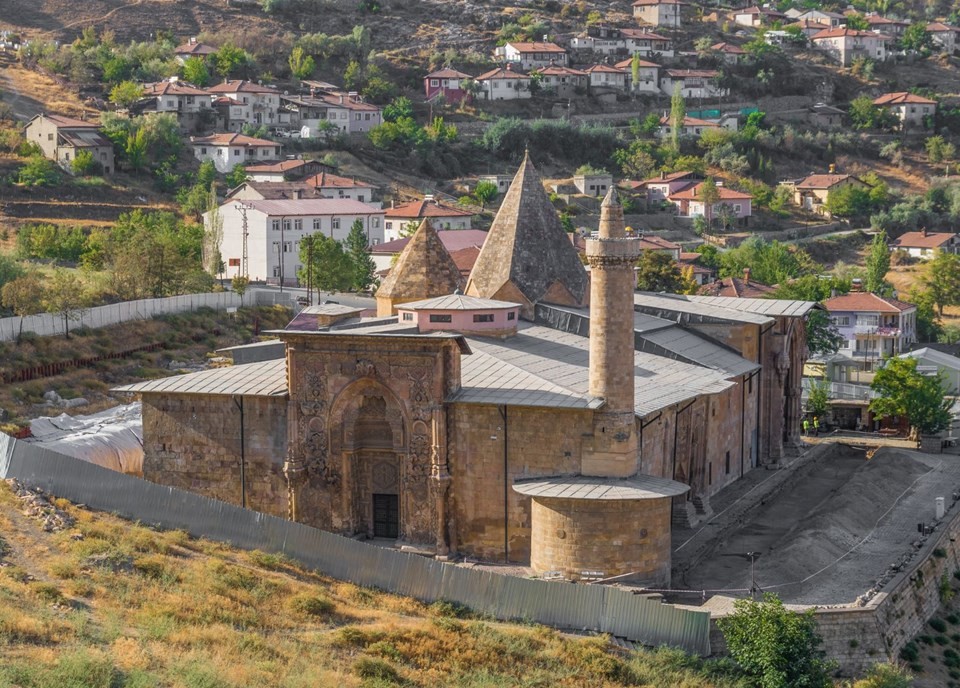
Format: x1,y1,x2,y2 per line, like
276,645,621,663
668,182,752,227
396,294,521,338
424,68,474,103
629,170,703,205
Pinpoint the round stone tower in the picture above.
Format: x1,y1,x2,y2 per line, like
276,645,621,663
583,187,643,478
514,186,688,586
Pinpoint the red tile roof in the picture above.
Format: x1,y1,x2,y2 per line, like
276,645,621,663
638,235,681,251
664,69,721,78
450,245,482,277
505,41,566,53
873,91,937,106
638,170,701,185
711,41,746,53
669,183,752,201
476,66,531,80
244,159,312,173
892,231,957,249
823,292,915,313
736,5,787,15
866,15,908,26
614,57,660,69
794,173,861,189
633,0,684,5
425,68,473,79
586,64,626,73
207,80,279,94
191,133,277,147
371,229,489,255
699,276,775,298
142,81,211,97
385,200,474,219
537,65,588,76
302,172,374,189
927,22,960,32
38,114,98,129
812,27,892,39
174,41,216,55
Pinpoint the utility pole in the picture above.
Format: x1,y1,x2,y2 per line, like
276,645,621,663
235,202,252,278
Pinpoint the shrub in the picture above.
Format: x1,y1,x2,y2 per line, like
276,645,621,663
430,599,471,619
931,618,948,633
32,582,64,604
852,662,912,688
352,656,401,683
249,550,288,571
288,593,335,617
899,641,919,663
71,150,98,176
18,156,61,187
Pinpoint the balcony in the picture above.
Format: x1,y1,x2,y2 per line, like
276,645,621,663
854,325,900,337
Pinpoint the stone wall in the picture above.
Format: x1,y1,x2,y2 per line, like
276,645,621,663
448,403,590,562
141,394,288,518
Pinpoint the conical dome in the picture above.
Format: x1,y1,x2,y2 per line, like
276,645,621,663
376,219,465,317
465,152,589,318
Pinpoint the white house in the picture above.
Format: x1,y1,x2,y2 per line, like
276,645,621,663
477,174,515,195
384,198,473,241
633,0,683,28
891,230,960,259
927,22,960,54
573,172,614,196
585,64,628,91
475,66,531,101
173,38,216,64
534,65,588,97
660,69,726,98
208,80,281,130
621,29,674,57
810,28,889,66
211,198,386,285
191,133,282,173
614,56,660,93
656,115,720,139
497,42,568,71
570,27,674,58
733,5,788,28
138,79,212,131
227,173,379,205
873,92,937,127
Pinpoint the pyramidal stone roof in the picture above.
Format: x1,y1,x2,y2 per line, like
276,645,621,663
375,219,465,315
465,152,589,316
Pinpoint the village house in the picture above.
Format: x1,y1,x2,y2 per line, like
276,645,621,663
699,269,777,298
120,155,813,582
668,182,753,227
23,113,114,174
210,198,386,284
900,348,960,394
477,174,515,195
573,170,614,196
243,158,330,183
281,90,383,136
570,26,674,58
679,252,716,286
621,29,675,57
659,69,727,98
789,8,846,26
657,115,720,139
208,80,281,130
585,63,628,91
808,102,846,128
710,42,746,65
190,133,282,173
497,42,568,71
630,170,703,205
475,66,532,101
811,28,889,66
873,92,937,128
632,0,683,28
370,229,489,276
614,56,660,93
733,5,788,28
784,173,869,215
892,230,960,259
423,68,474,103
823,291,917,373
865,14,909,37
137,79,212,132
173,38,216,64
228,173,378,205
638,235,681,260
926,22,960,53
569,25,626,55
384,197,474,241
534,64,588,97
783,20,833,39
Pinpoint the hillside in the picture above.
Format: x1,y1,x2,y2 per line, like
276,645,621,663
0,479,746,688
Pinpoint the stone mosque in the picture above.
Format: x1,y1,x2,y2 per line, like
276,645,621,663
118,153,814,585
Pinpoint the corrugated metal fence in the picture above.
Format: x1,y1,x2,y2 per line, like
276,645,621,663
0,435,710,655
0,290,296,341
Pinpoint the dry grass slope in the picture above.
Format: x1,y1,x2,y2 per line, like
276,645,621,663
0,481,749,688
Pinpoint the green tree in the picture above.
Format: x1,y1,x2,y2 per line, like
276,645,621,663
823,184,874,218
806,379,830,416
44,269,88,338
806,308,845,356
717,593,833,688
182,56,210,86
0,255,25,296
382,96,413,123
695,243,720,270
473,180,498,210
865,230,891,295
669,83,685,152
18,156,61,186
197,160,217,189
125,129,148,171
901,22,933,53
344,219,376,292
852,663,912,688
849,95,896,130
109,80,144,108
635,251,694,293
226,164,248,188
71,149,97,176
213,43,249,78
1,272,45,341
697,177,720,223
288,46,316,80
845,13,870,30
926,251,960,316
231,275,250,306
719,236,812,286
298,234,353,293
343,59,364,90
908,286,943,342
871,357,954,437
630,53,641,92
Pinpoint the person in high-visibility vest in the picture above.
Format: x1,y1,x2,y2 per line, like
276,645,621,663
813,416,820,436
803,418,810,436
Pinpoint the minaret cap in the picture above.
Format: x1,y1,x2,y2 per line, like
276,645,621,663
597,185,625,240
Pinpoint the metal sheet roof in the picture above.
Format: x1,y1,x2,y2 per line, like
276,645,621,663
687,295,816,317
112,359,287,398
639,325,759,377
513,474,690,500
633,292,773,325
467,324,733,417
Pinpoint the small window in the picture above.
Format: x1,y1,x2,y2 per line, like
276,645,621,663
473,314,495,323
283,219,292,231
725,451,731,474
371,217,379,227
332,217,340,230
402,312,413,321
430,79,439,87
48,133,53,141
294,219,303,230
429,314,452,323
312,218,321,230
507,312,516,321
272,220,281,231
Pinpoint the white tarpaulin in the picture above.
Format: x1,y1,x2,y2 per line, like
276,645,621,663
26,403,143,474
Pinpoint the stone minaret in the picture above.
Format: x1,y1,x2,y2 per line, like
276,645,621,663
584,187,642,478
